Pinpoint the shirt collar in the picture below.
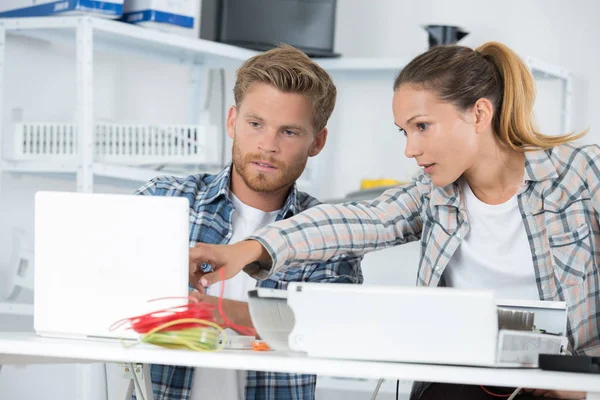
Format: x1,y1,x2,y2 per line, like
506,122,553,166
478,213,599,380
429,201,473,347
194,164,232,207
429,179,461,209
523,148,559,182
278,183,299,219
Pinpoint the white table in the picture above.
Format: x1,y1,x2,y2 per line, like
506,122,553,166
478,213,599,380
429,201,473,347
1,332,599,399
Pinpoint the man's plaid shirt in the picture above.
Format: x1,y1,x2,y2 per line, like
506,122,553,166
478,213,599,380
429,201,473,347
134,164,364,400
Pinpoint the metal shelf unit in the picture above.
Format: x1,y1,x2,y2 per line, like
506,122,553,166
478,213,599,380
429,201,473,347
0,16,572,195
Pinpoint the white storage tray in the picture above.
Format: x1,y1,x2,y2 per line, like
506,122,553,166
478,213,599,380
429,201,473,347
9,122,218,165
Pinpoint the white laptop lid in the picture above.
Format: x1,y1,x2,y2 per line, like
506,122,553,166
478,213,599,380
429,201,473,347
34,191,190,340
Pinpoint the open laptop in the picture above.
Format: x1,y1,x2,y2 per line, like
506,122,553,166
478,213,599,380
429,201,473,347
34,191,190,341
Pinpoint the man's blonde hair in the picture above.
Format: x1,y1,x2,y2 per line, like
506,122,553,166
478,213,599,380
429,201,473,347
234,44,336,132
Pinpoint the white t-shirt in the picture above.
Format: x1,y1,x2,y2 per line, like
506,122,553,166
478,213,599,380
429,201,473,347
444,179,540,300
189,193,280,400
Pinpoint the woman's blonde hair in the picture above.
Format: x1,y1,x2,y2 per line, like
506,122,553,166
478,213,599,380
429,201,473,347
393,41,585,150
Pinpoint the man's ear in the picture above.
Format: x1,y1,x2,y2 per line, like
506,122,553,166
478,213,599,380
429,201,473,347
226,106,237,140
473,98,494,134
308,128,328,157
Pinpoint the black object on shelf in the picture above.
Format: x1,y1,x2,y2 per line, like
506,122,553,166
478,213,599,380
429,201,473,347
200,0,340,58
424,25,468,48
538,354,600,374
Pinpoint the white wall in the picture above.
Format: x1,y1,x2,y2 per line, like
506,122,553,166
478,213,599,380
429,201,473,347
1,1,600,399
330,0,600,198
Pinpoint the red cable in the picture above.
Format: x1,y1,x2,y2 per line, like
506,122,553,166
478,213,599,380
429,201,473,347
112,268,258,338
480,386,512,398
110,297,217,334
217,268,257,337
131,303,216,333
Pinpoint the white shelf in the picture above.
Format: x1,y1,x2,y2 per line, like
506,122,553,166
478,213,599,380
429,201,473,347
0,302,33,316
2,15,255,67
316,57,407,73
2,160,77,174
92,163,222,182
526,57,572,80
3,161,314,193
92,163,175,182
2,160,223,183
1,16,405,73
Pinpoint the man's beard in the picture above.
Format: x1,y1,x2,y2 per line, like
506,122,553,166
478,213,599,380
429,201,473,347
232,139,307,193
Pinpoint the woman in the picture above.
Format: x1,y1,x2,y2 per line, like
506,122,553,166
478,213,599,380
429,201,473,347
190,42,598,399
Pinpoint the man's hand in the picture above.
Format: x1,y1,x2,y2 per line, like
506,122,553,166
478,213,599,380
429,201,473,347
521,389,586,399
189,291,254,332
189,240,271,290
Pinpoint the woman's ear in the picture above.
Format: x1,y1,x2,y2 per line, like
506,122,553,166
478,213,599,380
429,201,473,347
473,98,494,134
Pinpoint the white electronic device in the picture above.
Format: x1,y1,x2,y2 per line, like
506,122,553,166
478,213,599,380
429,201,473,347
248,282,568,368
122,0,200,38
0,0,123,18
34,191,190,341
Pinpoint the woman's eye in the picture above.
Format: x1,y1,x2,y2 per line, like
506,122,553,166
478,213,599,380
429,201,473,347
417,123,429,131
398,128,407,136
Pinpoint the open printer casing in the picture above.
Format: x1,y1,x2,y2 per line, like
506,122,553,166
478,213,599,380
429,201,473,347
248,283,568,368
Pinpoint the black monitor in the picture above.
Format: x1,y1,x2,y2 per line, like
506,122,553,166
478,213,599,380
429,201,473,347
200,0,340,58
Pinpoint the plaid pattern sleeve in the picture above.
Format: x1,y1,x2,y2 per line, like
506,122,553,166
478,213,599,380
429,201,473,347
248,179,427,276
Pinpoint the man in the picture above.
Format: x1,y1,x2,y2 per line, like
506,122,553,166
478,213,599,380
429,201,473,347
134,44,363,400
